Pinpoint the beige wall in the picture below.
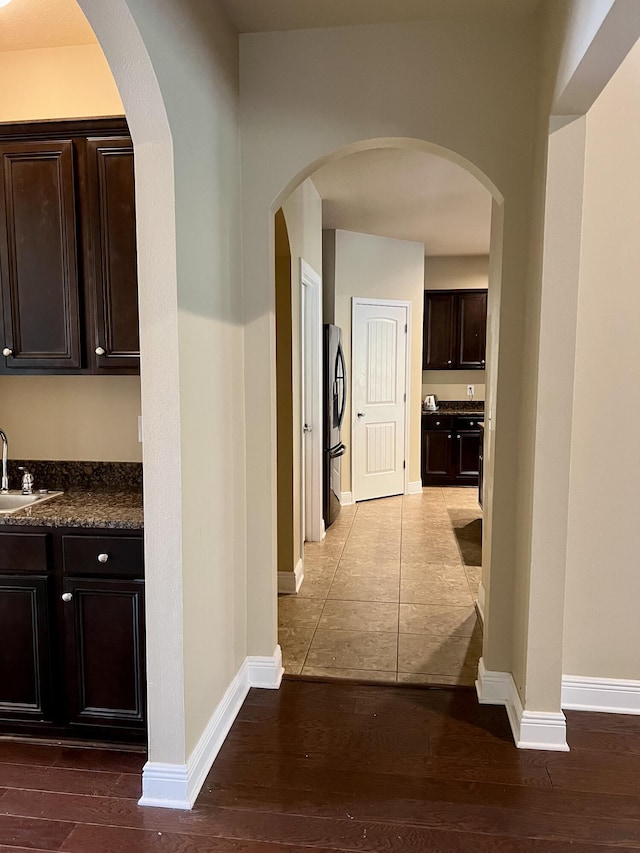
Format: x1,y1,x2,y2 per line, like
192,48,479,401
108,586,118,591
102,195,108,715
0,44,123,121
332,229,424,492
280,179,322,572
422,255,488,402
0,376,141,462
0,41,140,464
239,16,543,699
563,38,640,680
80,0,247,772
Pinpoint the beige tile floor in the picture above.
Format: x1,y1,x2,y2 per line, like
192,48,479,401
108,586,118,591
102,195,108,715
278,487,483,685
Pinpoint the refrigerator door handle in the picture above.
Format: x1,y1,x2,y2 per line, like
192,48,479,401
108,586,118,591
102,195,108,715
329,442,347,459
335,341,347,428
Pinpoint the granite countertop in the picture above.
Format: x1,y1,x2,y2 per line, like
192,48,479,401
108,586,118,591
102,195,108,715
422,404,485,416
0,489,144,530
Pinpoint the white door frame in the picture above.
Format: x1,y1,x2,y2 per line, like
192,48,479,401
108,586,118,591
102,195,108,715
300,259,324,542
351,297,411,502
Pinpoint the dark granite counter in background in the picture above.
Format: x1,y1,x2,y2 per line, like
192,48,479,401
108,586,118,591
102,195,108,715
422,400,484,416
1,461,143,529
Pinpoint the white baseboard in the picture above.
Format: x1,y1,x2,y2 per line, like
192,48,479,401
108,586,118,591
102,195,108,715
475,582,485,626
278,559,304,594
476,658,569,751
340,491,354,505
562,674,640,715
139,646,283,810
407,480,423,495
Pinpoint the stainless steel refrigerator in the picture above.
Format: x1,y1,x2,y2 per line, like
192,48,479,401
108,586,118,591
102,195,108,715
323,324,347,528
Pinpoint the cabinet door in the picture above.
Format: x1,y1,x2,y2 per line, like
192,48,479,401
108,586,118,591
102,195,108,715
422,430,452,483
423,292,456,369
63,578,146,730
457,291,487,369
0,575,53,720
85,138,139,372
453,430,481,483
0,141,81,370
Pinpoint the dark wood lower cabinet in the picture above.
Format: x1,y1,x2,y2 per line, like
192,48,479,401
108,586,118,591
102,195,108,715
0,574,53,720
0,525,145,741
422,413,483,486
63,578,145,730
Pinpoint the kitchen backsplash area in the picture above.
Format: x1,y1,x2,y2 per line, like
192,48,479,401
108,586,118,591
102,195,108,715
7,460,142,492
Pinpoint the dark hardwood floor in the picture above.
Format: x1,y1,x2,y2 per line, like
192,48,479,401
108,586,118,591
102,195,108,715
1,679,640,850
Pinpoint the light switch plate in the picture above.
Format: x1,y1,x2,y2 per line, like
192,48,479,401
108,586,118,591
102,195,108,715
467,384,474,397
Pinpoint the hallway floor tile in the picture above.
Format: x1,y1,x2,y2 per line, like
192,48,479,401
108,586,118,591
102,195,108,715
278,487,483,685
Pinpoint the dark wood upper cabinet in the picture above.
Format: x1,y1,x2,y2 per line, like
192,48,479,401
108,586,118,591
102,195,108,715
0,119,139,376
85,138,140,372
423,289,487,370
457,291,487,368
0,140,82,370
423,292,456,369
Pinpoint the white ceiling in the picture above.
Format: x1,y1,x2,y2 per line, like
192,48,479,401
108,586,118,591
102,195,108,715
0,0,96,52
311,148,492,257
221,0,541,34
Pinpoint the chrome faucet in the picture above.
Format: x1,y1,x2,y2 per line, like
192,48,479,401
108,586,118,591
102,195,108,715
0,430,8,493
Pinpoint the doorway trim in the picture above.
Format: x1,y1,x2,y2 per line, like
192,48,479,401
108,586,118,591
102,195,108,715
351,296,411,503
300,259,324,543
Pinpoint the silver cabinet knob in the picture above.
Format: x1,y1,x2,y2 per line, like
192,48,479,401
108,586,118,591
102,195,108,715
97,553,109,563
2,347,12,357
95,346,106,356
447,434,452,439
447,360,452,365
457,434,461,439
62,592,73,602
436,421,440,426
470,422,474,426
481,359,485,365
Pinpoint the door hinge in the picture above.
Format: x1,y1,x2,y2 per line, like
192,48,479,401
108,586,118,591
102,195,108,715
403,460,406,469
403,392,406,402
405,323,408,334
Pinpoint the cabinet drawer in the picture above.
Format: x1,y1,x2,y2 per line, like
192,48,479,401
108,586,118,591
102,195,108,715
454,416,483,431
62,535,143,577
422,415,452,431
0,532,50,573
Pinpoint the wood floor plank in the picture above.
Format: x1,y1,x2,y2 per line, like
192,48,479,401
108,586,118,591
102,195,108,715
0,814,75,851
62,824,339,852
52,748,145,774
3,787,640,849
59,817,640,853
0,763,120,797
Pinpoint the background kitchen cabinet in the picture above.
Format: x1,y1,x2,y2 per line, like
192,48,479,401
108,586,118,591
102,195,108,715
422,413,483,486
0,119,139,376
423,289,487,370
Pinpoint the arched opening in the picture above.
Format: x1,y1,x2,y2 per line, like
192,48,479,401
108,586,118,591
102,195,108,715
271,138,504,687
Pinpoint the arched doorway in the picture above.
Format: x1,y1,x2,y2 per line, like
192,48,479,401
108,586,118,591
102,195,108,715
271,139,503,686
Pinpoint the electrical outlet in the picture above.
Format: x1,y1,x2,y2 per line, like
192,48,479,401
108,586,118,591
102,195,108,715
467,384,474,398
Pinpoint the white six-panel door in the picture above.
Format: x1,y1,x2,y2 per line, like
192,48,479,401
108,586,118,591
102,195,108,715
352,299,408,502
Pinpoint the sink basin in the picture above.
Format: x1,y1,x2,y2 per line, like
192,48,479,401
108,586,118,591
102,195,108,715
0,491,63,515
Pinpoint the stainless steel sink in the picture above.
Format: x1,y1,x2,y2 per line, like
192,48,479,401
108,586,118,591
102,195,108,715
0,491,63,515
